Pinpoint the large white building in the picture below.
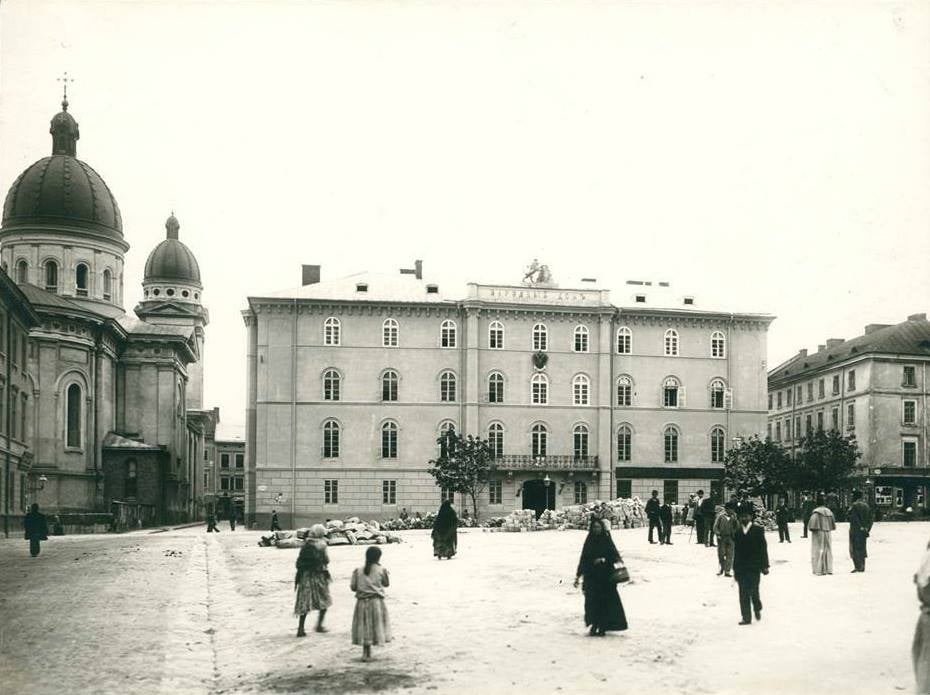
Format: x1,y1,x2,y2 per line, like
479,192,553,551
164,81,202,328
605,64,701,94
243,263,773,527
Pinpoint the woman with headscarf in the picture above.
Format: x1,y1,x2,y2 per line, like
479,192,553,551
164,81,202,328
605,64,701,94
913,541,930,692
431,499,458,559
294,524,332,636
573,517,628,636
808,493,837,576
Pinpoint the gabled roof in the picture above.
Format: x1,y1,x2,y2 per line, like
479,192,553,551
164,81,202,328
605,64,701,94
254,272,454,305
769,317,930,383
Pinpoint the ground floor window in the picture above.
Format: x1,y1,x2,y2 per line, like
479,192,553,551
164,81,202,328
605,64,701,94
324,479,338,504
874,486,892,506
904,439,919,467
574,481,588,504
663,479,679,505
489,480,502,505
616,479,632,499
383,480,397,505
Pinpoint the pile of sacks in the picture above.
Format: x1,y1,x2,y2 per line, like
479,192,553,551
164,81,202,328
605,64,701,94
379,514,436,531
258,517,403,549
481,497,652,532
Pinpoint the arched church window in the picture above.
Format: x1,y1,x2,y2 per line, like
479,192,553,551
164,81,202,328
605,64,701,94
45,261,58,294
103,269,112,300
66,383,82,448
75,263,89,296
16,260,28,285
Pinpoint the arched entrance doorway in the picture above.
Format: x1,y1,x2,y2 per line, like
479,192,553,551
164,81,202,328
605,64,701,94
522,479,556,519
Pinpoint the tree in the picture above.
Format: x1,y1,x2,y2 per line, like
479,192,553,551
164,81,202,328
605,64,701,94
793,429,861,494
723,435,792,498
427,429,492,521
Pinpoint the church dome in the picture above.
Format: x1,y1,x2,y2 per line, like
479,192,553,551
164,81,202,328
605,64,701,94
1,98,123,241
144,214,202,285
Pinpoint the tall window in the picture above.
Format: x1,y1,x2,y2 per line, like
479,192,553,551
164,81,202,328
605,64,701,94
381,370,398,402
616,326,632,354
664,329,679,356
904,440,918,468
818,379,825,398
488,321,504,349
805,414,813,436
663,377,681,408
807,382,814,402
832,375,840,395
711,331,725,358
531,423,548,457
322,420,340,458
75,263,89,296
775,421,782,441
16,260,27,284
440,320,457,348
710,427,725,463
381,421,398,459
382,318,398,347
616,375,632,407
66,382,82,448
324,480,339,504
573,424,589,459
531,373,548,405
664,426,679,463
572,374,590,406
488,422,504,458
710,379,726,409
489,480,502,505
10,389,18,439
235,454,244,468
573,325,589,353
847,370,856,391
488,372,504,403
221,453,230,468
438,421,456,458
574,481,588,505
323,317,341,346
21,393,27,441
323,369,341,401
440,371,457,402
617,424,632,461
817,411,824,430
103,269,112,300
125,460,138,498
382,480,397,505
904,366,917,387
532,323,548,351
904,400,917,426
45,260,58,293
847,402,856,430
831,407,839,431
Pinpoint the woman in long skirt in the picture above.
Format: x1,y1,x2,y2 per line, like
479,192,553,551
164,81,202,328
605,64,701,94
431,499,458,559
913,540,930,693
573,517,628,636
294,525,332,636
808,494,836,576
351,546,392,662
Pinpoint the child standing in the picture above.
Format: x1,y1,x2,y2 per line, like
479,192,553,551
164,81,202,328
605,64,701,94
350,546,392,662
294,525,332,636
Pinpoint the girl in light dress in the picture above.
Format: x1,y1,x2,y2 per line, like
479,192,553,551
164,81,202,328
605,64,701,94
350,546,392,661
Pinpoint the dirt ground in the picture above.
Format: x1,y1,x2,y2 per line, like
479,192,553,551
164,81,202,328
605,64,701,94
0,520,922,694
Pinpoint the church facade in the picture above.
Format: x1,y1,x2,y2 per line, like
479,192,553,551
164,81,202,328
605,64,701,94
0,94,210,531
244,263,773,528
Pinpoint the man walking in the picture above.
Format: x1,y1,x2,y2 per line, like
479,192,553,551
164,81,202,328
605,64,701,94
659,498,674,545
23,503,49,557
714,503,737,576
700,491,717,547
645,490,662,544
800,494,814,538
229,509,237,531
270,509,281,532
775,497,791,543
694,490,708,545
847,490,873,573
732,507,770,625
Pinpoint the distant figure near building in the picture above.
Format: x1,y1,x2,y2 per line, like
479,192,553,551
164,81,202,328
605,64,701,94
775,497,791,543
847,490,873,573
431,500,458,559
658,498,674,545
574,517,628,636
700,492,716,547
23,504,49,557
399,508,409,521
732,507,769,625
229,511,237,531
913,541,930,693
645,490,662,544
694,490,708,544
271,510,281,532
351,546,392,662
294,525,332,637
800,495,814,538
809,494,836,575
206,511,220,533
714,504,737,577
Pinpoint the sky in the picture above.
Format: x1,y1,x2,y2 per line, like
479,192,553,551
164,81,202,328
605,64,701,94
1,1,928,427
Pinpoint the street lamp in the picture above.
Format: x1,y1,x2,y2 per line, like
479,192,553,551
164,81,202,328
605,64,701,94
543,474,551,487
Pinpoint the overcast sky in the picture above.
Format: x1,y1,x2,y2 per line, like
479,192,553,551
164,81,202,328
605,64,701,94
1,1,928,427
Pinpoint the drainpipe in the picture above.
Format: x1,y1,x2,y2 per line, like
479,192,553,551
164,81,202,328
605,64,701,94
3,308,11,538
725,314,733,499
92,328,100,510
291,299,297,528
609,309,616,502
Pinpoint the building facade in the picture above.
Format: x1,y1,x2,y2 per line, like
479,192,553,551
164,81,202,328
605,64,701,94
244,265,772,527
768,313,930,512
215,425,246,522
0,93,211,530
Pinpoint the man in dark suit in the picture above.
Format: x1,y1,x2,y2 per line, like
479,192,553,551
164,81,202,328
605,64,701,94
732,507,770,625
847,490,873,572
700,492,717,547
645,490,662,544
694,490,708,544
775,497,791,543
800,494,814,538
658,498,674,545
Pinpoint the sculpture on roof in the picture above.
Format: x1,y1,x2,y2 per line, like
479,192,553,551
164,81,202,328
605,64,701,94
522,259,555,287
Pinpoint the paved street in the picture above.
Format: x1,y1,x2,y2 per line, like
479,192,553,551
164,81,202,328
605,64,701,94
0,522,922,694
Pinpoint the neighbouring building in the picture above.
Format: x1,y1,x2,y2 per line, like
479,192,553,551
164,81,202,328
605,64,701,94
244,262,773,527
215,422,246,523
0,91,211,530
768,313,930,513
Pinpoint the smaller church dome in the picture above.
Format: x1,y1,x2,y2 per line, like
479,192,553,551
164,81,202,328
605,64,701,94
144,214,201,286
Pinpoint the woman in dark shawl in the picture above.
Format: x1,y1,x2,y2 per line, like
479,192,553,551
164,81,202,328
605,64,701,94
432,499,458,559
573,517,628,636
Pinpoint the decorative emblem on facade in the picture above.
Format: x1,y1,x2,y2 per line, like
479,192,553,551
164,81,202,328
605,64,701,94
533,351,548,370
522,259,555,287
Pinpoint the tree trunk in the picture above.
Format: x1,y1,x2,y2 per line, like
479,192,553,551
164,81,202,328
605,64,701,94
470,491,479,522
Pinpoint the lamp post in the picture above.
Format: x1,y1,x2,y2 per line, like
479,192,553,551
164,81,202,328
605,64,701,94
28,474,47,503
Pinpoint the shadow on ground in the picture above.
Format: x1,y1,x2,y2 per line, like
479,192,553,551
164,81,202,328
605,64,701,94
253,667,419,693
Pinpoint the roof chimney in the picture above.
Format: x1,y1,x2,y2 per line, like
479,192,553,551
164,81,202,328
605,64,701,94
798,349,808,357
908,313,927,322
864,323,891,335
302,265,321,286
826,338,844,348
415,260,423,280
817,344,826,353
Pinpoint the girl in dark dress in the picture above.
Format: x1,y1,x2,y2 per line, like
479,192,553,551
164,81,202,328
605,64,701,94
573,517,628,636
431,499,458,559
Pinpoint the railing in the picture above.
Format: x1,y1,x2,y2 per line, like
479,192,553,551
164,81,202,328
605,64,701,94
491,455,599,471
